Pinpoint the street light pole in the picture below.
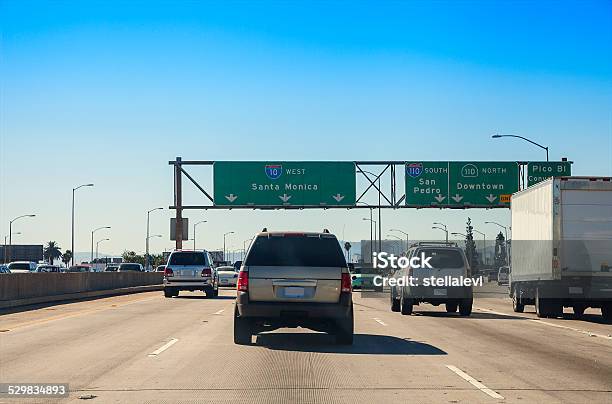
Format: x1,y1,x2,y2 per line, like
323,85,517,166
390,229,409,252
96,238,110,264
72,183,93,266
8,214,35,262
491,133,549,161
485,221,509,266
91,226,111,264
223,231,235,262
433,222,448,242
193,220,207,250
473,229,486,265
145,235,162,269
146,207,163,271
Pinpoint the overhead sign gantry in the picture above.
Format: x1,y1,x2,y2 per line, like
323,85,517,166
168,157,571,248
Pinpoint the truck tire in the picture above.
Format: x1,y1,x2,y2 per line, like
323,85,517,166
512,287,524,313
459,298,473,316
572,304,586,317
445,302,458,313
601,303,612,322
390,288,400,312
400,292,413,315
233,307,252,345
535,288,550,318
335,306,354,345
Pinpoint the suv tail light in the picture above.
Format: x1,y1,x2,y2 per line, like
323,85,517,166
201,267,212,277
341,272,352,293
164,267,173,277
237,270,248,292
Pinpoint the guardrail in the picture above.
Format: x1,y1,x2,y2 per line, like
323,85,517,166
0,272,164,309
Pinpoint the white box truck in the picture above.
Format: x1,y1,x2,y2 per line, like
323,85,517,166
510,177,612,320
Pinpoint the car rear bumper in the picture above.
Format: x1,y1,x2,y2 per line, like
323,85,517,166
164,279,214,291
405,285,473,299
236,291,352,320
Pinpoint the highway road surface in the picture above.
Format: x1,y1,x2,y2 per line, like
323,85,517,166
1,287,610,403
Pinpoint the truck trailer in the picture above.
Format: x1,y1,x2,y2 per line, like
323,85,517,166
510,177,612,320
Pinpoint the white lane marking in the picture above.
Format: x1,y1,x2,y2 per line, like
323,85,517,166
446,365,504,400
476,307,612,341
214,309,225,315
373,318,387,326
148,338,179,357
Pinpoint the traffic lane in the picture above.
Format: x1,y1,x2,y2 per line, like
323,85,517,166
474,282,610,338
2,289,609,403
0,291,161,331
358,292,612,403
63,291,490,404
0,290,233,400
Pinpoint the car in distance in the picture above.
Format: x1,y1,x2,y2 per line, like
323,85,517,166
217,265,238,287
105,264,120,272
155,265,166,272
498,266,509,286
7,261,37,273
0,265,11,274
234,230,354,345
35,264,64,273
390,242,473,316
117,263,143,272
67,264,94,272
163,250,218,298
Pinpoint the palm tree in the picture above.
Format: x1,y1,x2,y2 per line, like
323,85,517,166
61,250,73,268
44,241,62,264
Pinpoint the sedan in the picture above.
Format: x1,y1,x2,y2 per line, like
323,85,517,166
216,265,238,287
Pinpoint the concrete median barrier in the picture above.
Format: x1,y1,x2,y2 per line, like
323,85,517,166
0,272,164,309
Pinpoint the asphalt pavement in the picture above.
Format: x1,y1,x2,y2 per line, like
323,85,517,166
0,286,610,403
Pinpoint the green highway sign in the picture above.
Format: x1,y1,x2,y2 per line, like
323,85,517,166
527,161,572,187
448,162,518,206
213,161,356,207
405,161,519,207
405,162,449,206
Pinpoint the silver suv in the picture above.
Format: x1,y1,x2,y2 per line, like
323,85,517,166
164,250,218,298
234,230,354,345
390,242,473,316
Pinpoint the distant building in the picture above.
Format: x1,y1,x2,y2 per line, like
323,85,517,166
1,244,44,264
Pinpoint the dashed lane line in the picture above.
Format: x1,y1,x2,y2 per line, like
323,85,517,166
148,338,179,357
446,365,504,400
476,307,612,341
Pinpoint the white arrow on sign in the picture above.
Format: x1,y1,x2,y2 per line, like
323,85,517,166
434,194,446,203
485,194,498,203
451,194,463,203
332,193,345,202
279,193,292,203
225,194,238,203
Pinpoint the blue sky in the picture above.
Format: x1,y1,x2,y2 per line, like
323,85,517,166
1,0,611,258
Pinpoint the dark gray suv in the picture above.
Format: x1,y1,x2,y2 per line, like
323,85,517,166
234,231,354,345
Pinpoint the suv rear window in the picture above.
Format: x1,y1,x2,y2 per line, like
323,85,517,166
245,235,346,267
418,248,464,269
169,252,209,266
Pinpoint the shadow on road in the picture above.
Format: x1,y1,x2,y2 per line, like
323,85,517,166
413,311,527,320
255,332,447,355
175,295,235,300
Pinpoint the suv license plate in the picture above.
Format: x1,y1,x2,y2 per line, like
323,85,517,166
284,287,305,298
434,288,447,296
